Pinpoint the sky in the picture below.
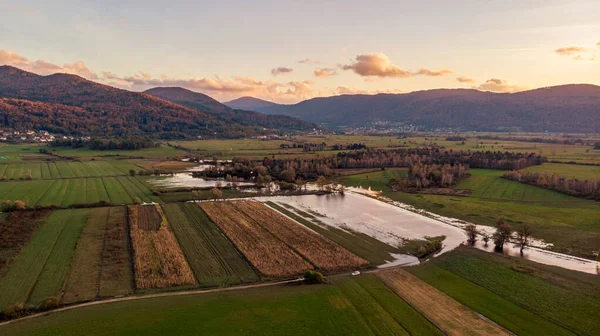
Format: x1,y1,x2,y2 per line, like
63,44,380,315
1,0,599,103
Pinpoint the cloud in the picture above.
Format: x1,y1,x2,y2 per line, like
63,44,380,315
297,58,320,64
341,53,412,78
270,67,293,76
414,68,453,77
0,49,98,79
477,78,526,93
313,68,337,77
456,76,476,84
555,46,587,56
334,86,405,96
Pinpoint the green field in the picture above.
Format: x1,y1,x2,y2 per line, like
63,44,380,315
341,168,600,259
27,210,89,305
0,210,87,309
162,203,258,286
524,162,600,181
0,275,441,336
408,247,600,336
47,145,186,159
0,177,159,207
0,161,141,180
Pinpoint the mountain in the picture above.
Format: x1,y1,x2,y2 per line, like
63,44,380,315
257,86,600,132
145,87,315,131
224,96,281,111
0,66,310,138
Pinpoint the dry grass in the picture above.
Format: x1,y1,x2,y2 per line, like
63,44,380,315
199,201,312,278
137,205,161,231
377,268,510,336
98,207,133,297
128,204,196,289
238,200,369,271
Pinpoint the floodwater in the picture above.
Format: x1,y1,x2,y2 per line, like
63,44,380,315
148,173,254,188
259,190,600,275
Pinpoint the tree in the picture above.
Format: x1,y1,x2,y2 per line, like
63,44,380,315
210,188,223,200
465,224,477,245
517,224,532,254
316,176,327,191
492,219,512,251
129,169,136,176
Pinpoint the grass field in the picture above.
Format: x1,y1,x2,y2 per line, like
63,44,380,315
0,275,443,336
27,210,88,305
48,145,186,159
524,162,600,180
408,247,599,336
341,168,600,259
265,201,401,265
0,161,142,180
162,203,258,287
0,176,159,207
199,201,313,278
128,205,196,289
378,268,510,335
0,210,88,309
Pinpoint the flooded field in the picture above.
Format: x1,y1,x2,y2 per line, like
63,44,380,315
148,173,254,189
258,189,600,275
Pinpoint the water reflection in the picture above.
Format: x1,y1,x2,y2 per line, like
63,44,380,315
259,191,599,275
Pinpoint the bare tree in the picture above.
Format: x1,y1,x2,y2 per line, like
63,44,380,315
493,218,512,251
465,224,477,245
517,224,532,254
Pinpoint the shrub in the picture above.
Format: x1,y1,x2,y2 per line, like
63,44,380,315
304,270,326,284
38,297,60,311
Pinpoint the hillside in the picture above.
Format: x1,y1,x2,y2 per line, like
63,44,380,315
255,86,600,132
145,87,315,131
224,96,281,111
0,66,290,138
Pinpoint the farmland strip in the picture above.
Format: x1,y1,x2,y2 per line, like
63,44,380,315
98,207,133,297
129,205,196,289
236,201,368,272
199,201,312,278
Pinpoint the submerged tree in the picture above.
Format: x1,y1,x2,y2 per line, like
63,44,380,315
465,224,477,245
517,224,532,254
492,218,512,251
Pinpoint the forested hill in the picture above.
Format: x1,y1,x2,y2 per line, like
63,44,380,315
0,66,308,138
144,87,316,131
254,86,600,132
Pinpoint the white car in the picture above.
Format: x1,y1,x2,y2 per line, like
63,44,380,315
351,271,361,276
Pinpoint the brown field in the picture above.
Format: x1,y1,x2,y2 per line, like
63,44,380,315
377,268,510,336
0,210,51,278
62,208,108,303
129,204,196,289
199,201,313,278
237,200,369,271
137,205,162,231
98,207,133,297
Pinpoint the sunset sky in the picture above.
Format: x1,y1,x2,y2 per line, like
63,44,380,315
1,0,599,103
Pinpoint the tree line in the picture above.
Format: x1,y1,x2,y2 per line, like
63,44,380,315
391,162,469,189
502,170,600,200
48,138,159,150
194,149,544,183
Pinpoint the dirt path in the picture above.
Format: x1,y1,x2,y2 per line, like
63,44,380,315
0,278,303,327
377,268,512,336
